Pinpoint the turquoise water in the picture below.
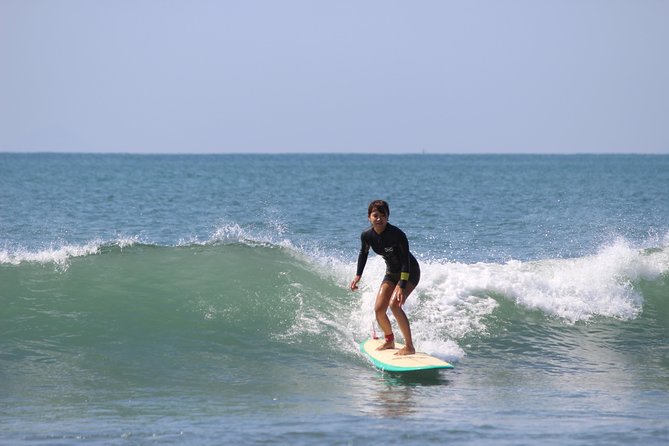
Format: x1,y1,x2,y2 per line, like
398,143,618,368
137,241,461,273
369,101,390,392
1,154,668,445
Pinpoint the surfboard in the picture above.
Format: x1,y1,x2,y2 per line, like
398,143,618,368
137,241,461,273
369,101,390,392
359,338,454,373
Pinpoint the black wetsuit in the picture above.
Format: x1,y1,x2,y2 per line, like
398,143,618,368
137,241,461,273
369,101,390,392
356,223,420,289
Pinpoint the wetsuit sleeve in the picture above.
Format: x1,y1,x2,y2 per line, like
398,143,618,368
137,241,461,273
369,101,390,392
356,232,370,277
398,230,411,289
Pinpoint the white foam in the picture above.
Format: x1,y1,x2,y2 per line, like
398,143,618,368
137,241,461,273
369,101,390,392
416,238,669,329
210,223,249,243
0,240,102,266
313,237,669,361
116,235,141,248
208,222,293,249
0,236,143,267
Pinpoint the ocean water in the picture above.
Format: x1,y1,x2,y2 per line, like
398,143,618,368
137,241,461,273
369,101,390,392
1,153,668,445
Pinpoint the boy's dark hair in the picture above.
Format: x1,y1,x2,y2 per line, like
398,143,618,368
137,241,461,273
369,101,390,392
368,200,390,217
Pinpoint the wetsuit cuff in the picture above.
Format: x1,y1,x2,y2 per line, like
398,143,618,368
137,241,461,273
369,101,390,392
398,280,407,289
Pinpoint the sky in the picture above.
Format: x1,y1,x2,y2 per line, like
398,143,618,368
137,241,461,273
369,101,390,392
1,0,668,154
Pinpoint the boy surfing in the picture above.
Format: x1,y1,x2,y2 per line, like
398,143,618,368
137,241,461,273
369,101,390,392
350,200,420,356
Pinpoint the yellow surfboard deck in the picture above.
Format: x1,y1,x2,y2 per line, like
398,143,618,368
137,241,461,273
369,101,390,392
360,338,454,373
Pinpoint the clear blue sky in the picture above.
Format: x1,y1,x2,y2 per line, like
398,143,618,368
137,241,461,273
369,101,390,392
1,1,668,154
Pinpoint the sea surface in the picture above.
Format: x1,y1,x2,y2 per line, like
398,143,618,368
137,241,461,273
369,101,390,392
1,153,668,445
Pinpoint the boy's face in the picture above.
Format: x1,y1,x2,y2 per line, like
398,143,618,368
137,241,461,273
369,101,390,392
368,209,388,233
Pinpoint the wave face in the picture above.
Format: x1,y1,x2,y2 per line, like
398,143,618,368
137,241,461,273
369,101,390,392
1,242,337,380
2,238,668,392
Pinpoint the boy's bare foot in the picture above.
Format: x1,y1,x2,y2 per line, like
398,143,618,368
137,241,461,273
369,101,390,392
395,346,415,356
376,340,395,351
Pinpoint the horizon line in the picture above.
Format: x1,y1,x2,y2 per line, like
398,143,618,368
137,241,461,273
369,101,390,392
1,150,668,156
